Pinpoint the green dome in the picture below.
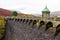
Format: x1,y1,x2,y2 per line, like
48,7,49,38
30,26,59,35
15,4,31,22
42,6,50,12
13,11,18,16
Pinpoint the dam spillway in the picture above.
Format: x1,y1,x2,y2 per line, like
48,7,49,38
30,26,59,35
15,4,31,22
2,18,60,40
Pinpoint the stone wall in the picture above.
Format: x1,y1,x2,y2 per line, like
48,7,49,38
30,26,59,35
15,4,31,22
3,20,60,40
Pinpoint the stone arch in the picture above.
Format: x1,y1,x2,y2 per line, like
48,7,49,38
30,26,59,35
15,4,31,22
40,21,45,25
21,19,24,23
23,19,25,23
38,21,45,29
29,19,33,24
45,21,53,31
20,19,23,22
26,19,29,23
15,19,20,22
17,19,20,21
32,20,37,25
9,18,14,21
54,24,60,38
15,19,17,21
56,24,60,30
8,18,11,20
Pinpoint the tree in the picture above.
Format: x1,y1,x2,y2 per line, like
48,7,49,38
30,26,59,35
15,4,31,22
13,11,18,16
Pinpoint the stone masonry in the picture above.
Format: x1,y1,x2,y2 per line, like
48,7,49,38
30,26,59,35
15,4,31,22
3,19,60,40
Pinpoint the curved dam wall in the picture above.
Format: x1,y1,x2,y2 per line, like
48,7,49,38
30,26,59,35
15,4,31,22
3,19,60,40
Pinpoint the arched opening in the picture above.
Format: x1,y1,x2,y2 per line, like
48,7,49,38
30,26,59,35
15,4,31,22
12,18,14,21
38,21,45,29
54,24,60,38
32,20,37,25
21,19,24,23
45,22,53,31
15,19,17,21
29,20,33,24
8,18,13,21
9,18,13,21
14,18,20,22
17,19,20,21
23,19,25,23
26,19,29,23
56,24,60,30
20,19,22,22
40,21,45,25
8,18,11,20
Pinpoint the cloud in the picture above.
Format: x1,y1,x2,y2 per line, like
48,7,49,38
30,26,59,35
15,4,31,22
0,0,60,14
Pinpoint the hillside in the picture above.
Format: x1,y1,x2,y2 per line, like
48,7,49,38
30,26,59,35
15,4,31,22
0,8,12,16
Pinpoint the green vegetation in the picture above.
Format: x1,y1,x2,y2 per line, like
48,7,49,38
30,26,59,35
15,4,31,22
0,25,5,40
0,16,6,40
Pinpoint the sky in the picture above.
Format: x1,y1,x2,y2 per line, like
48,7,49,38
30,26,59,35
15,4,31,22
0,0,60,15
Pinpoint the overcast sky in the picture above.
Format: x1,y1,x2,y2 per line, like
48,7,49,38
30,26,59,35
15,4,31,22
0,0,60,14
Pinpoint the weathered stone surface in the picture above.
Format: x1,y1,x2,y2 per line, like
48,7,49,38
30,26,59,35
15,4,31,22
3,20,60,40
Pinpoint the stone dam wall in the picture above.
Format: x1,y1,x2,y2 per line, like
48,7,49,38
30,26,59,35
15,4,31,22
3,20,60,40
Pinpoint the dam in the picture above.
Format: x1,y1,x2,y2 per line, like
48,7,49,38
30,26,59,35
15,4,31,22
2,17,60,40
0,6,60,40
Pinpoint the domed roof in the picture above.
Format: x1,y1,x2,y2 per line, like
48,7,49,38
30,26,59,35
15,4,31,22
42,6,50,12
